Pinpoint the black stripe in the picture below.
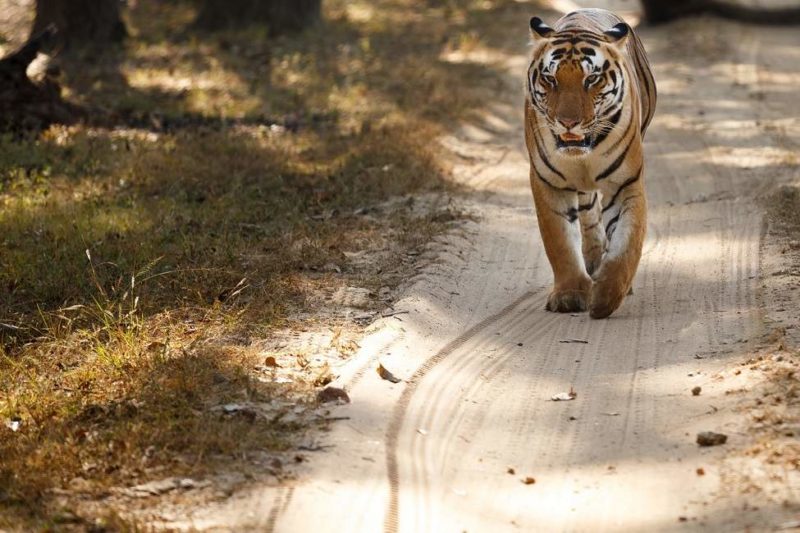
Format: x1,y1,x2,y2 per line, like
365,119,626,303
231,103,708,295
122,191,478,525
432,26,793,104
595,137,632,181
561,207,579,222
553,30,598,37
602,170,642,213
605,213,620,235
573,31,603,39
578,193,598,211
592,108,622,147
530,157,576,192
603,112,634,156
634,45,651,100
533,123,567,181
551,37,601,46
600,77,624,98
612,81,626,105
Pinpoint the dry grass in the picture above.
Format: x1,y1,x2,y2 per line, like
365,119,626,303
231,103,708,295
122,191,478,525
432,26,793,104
0,0,520,527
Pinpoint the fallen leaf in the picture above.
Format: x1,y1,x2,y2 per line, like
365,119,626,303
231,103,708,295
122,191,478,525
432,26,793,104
559,339,589,344
691,386,701,396
507,467,516,475
264,356,279,367
218,403,246,414
377,363,402,383
522,477,536,485
696,431,727,446
317,386,350,404
551,387,577,401
696,467,705,476
212,403,261,421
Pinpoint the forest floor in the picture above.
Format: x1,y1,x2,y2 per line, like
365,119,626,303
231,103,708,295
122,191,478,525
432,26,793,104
0,0,490,528
2,0,800,531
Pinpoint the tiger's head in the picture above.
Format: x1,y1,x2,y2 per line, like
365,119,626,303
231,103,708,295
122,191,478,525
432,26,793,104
526,16,630,155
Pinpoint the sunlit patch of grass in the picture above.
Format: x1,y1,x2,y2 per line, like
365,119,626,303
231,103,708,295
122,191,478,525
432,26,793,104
0,0,523,526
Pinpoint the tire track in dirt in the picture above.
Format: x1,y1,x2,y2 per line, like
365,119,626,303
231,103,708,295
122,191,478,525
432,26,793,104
383,201,763,532
383,289,544,532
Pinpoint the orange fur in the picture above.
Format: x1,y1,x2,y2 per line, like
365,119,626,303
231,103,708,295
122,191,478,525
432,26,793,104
525,9,656,318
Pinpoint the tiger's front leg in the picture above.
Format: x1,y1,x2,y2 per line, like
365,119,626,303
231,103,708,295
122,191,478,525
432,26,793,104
590,172,647,318
530,173,593,312
577,191,606,277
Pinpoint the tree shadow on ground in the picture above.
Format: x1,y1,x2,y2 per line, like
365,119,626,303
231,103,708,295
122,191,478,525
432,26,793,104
0,0,531,526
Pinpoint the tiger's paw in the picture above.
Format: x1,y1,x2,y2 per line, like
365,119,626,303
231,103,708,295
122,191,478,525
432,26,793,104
588,280,629,319
546,288,588,313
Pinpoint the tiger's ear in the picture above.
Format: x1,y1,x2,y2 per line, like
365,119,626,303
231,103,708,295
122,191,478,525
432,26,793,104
530,17,554,40
604,22,630,46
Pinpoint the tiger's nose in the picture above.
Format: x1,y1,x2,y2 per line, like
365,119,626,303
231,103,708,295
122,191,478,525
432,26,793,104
559,118,580,130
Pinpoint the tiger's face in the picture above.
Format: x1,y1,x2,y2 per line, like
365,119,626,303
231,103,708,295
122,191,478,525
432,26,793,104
527,17,630,154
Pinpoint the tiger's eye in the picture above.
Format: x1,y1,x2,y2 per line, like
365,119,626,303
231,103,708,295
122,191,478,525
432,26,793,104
585,74,600,86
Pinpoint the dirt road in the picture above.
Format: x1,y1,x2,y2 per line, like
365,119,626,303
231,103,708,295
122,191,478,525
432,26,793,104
163,2,800,531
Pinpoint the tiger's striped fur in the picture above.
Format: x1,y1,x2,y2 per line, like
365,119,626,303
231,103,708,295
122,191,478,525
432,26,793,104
524,8,657,319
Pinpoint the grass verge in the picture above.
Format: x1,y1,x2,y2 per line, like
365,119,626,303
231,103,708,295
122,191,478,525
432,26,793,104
0,0,520,527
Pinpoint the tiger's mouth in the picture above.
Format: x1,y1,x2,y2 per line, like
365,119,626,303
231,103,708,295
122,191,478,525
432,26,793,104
556,132,592,150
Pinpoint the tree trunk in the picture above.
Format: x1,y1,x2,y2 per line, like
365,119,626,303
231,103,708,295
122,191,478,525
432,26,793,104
641,0,800,25
0,27,81,133
31,0,126,50
194,0,321,34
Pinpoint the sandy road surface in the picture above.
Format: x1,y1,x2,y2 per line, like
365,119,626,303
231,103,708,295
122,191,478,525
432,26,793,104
166,2,800,531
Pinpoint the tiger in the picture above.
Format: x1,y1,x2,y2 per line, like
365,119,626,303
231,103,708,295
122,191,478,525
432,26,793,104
524,8,657,319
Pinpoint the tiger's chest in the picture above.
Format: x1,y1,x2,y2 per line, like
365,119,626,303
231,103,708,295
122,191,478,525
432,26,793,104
549,151,608,192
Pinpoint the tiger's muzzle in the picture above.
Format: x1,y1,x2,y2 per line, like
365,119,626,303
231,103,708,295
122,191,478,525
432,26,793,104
555,132,593,151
